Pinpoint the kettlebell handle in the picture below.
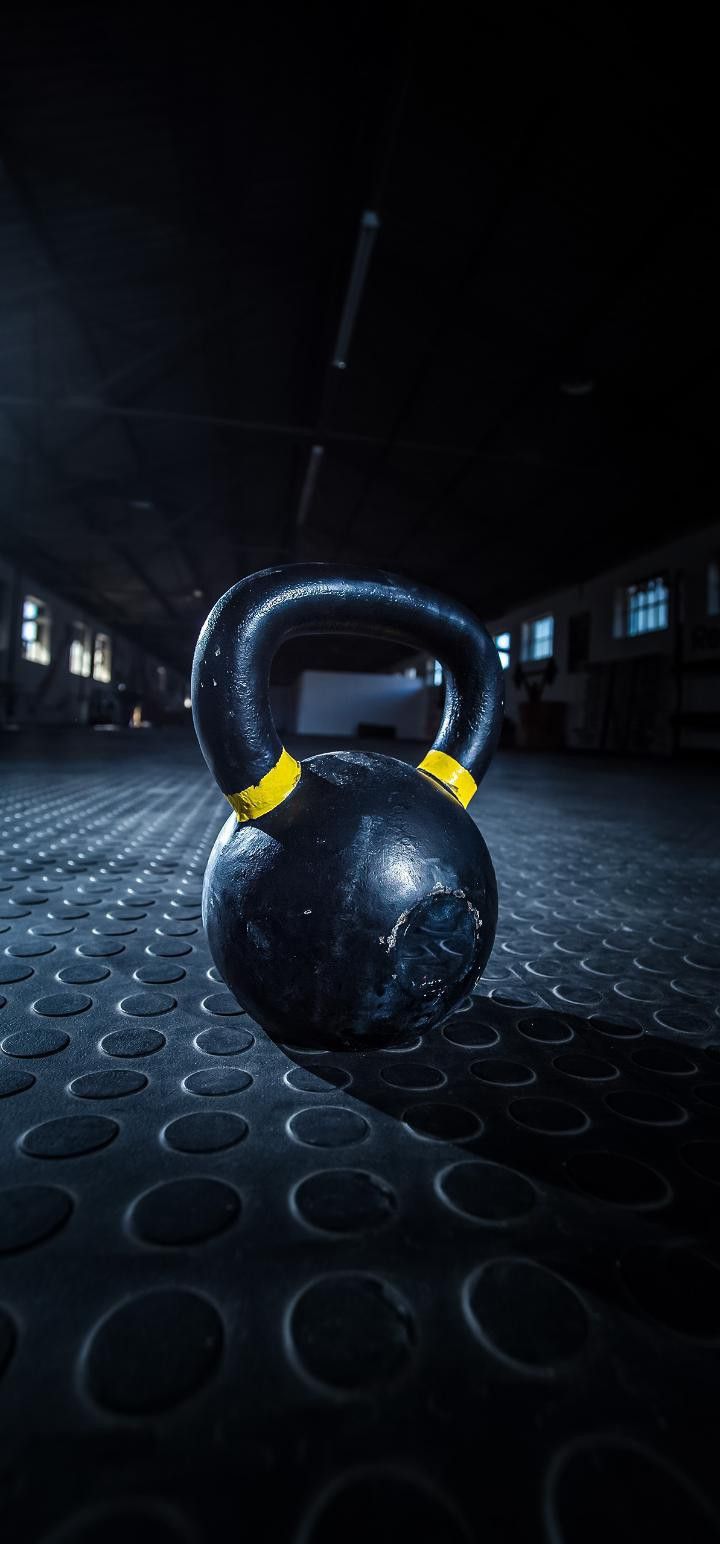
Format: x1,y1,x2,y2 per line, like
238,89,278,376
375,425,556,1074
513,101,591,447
192,564,503,821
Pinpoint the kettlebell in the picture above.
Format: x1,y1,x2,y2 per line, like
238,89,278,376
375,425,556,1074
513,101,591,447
192,565,503,1050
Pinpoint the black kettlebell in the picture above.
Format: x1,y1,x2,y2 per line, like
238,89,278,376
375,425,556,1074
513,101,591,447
192,565,503,1050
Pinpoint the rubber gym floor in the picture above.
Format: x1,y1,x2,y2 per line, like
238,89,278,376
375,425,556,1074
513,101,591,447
1,729,719,1543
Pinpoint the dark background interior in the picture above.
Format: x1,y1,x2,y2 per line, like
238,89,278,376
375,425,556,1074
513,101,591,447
1,10,719,1544
1,4,716,678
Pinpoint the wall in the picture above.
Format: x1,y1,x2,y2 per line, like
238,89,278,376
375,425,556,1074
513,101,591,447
294,670,429,739
485,523,720,755
0,554,187,726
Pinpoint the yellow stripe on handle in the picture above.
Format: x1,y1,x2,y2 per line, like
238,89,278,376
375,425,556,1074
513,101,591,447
226,747,301,823
417,749,477,808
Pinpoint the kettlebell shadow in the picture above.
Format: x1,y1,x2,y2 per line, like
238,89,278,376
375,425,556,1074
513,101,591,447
274,993,708,1238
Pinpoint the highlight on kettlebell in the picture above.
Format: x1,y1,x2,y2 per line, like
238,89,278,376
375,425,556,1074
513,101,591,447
191,564,504,1051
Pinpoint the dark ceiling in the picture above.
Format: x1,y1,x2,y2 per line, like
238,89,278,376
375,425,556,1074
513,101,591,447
0,5,717,678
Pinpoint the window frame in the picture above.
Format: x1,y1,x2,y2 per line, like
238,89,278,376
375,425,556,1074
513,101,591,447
425,657,443,687
520,614,554,664
493,632,511,670
21,595,52,666
92,632,112,683
614,574,670,639
69,621,92,678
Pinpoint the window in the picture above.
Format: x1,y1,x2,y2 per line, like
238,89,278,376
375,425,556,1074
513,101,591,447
21,596,51,665
69,622,92,677
425,658,443,686
494,632,511,670
520,614,554,663
708,560,720,617
157,665,168,693
614,575,669,638
93,633,112,683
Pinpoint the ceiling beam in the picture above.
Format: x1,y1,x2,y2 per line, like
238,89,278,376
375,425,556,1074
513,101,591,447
0,393,561,469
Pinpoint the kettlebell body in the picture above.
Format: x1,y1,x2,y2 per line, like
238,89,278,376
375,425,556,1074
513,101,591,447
192,566,503,1050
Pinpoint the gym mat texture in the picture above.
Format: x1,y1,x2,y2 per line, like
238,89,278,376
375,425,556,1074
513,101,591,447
1,731,719,1542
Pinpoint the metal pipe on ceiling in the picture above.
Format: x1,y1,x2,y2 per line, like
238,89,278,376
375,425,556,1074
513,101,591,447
331,210,381,370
